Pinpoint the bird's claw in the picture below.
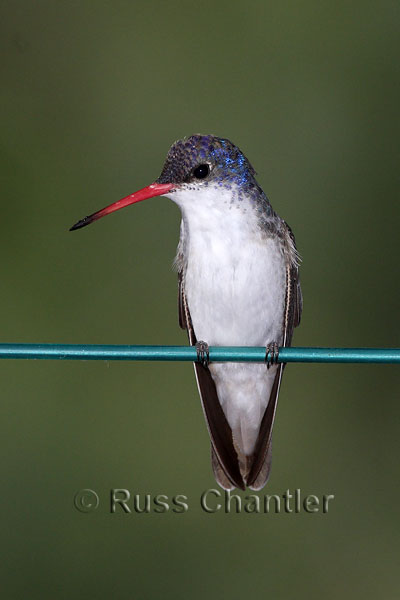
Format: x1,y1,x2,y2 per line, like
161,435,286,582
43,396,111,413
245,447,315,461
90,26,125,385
265,341,279,369
196,340,210,367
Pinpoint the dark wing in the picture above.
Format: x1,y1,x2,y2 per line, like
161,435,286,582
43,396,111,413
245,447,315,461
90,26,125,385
282,224,303,346
178,269,186,330
178,269,245,490
247,228,302,490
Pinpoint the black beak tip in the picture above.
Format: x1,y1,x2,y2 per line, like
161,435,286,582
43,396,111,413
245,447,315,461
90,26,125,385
69,216,91,231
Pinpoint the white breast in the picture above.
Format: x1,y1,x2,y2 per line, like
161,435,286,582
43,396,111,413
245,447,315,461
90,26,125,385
169,186,287,455
177,188,286,346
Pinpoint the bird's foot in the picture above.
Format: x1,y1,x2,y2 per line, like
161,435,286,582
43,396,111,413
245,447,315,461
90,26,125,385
265,341,280,369
195,340,210,368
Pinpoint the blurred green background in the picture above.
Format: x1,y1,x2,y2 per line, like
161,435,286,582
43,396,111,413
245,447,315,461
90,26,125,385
1,1,399,598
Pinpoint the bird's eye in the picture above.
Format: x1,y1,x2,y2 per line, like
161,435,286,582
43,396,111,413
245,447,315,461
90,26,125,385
192,164,210,179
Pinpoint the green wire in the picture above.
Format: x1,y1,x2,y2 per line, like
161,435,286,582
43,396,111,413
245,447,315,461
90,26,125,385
0,344,398,363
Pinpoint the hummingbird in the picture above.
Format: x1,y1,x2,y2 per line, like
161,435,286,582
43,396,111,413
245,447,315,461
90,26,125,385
70,134,302,490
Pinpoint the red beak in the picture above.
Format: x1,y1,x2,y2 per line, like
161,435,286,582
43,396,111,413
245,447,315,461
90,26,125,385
70,182,175,231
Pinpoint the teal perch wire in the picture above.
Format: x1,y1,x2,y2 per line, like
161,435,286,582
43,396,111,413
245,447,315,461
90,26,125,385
0,344,398,363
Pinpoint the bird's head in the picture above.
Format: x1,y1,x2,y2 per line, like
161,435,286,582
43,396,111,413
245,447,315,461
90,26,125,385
70,134,260,231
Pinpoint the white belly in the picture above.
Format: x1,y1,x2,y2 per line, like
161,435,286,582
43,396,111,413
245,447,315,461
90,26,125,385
185,231,286,348
181,203,287,456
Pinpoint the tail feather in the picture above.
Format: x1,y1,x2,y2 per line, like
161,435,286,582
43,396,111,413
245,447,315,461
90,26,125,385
211,446,235,490
246,365,283,488
194,362,245,490
247,440,273,490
